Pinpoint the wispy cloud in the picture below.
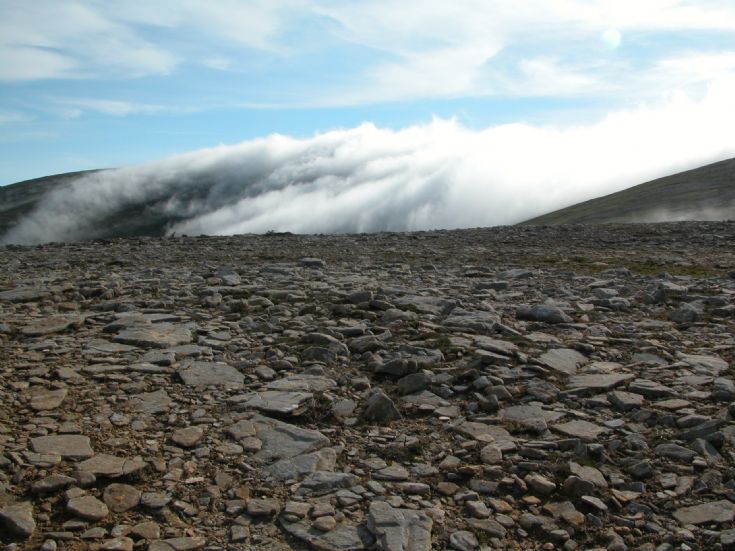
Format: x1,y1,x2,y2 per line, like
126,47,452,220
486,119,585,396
0,109,34,124
52,98,169,117
312,0,735,103
0,1,177,81
4,0,735,105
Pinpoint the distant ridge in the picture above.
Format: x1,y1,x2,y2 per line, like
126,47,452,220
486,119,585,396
2,157,735,244
521,157,735,225
0,170,104,238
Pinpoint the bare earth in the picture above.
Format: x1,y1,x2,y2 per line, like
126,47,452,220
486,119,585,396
1,222,735,551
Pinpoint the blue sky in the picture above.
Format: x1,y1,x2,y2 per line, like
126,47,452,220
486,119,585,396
2,0,735,186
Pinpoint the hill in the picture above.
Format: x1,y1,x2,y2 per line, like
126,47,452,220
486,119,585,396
0,169,234,243
521,157,735,225
0,170,103,238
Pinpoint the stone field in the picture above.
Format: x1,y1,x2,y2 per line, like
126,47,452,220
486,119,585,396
1,222,735,551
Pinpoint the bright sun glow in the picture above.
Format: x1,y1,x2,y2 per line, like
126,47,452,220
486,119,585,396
601,28,622,50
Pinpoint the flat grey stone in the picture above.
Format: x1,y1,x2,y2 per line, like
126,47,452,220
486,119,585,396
517,304,572,324
502,268,534,279
360,390,401,424
382,308,419,326
525,473,556,495
84,339,138,354
97,537,134,551
177,360,244,387
349,334,388,353
77,454,147,478
373,464,409,481
140,492,171,509
266,374,337,392
374,357,418,377
655,442,696,462
29,388,68,411
129,362,172,374
499,405,548,433
569,462,607,487
21,315,83,336
714,377,735,401
394,295,455,316
581,495,608,511
103,483,141,513
227,419,256,440
113,323,192,349
678,353,729,376
673,500,735,525
539,348,587,375
466,518,507,538
721,528,735,546
607,390,645,411
21,451,61,467
0,287,50,302
31,474,76,494
171,426,204,448
367,501,432,551
454,421,516,449
567,373,634,394
246,498,280,516
250,414,330,465
473,335,518,356
629,379,673,398
230,390,313,416
128,389,173,414
552,420,608,441
0,502,35,538
443,308,500,333
480,444,503,464
299,257,326,268
281,518,376,551
31,435,94,460
401,390,450,408
397,372,431,395
268,448,338,481
67,495,109,521
148,537,206,550
297,471,358,496
449,530,479,551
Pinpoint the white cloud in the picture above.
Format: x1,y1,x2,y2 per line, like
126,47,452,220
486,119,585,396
655,51,735,81
0,1,177,81
5,76,735,244
0,45,78,81
0,109,34,124
109,0,299,51
53,98,167,117
203,57,233,71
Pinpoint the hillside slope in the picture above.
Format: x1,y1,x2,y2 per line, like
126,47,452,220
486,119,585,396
0,170,103,238
0,169,236,243
521,157,735,225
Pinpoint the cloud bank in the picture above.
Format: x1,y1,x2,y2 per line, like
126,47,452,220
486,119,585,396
4,77,735,245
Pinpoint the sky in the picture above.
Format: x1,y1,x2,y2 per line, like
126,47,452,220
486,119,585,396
2,0,735,239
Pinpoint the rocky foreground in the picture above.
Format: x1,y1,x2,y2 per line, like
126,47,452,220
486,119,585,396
1,222,735,551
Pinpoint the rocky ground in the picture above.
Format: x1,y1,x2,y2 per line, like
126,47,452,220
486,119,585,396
1,222,735,551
